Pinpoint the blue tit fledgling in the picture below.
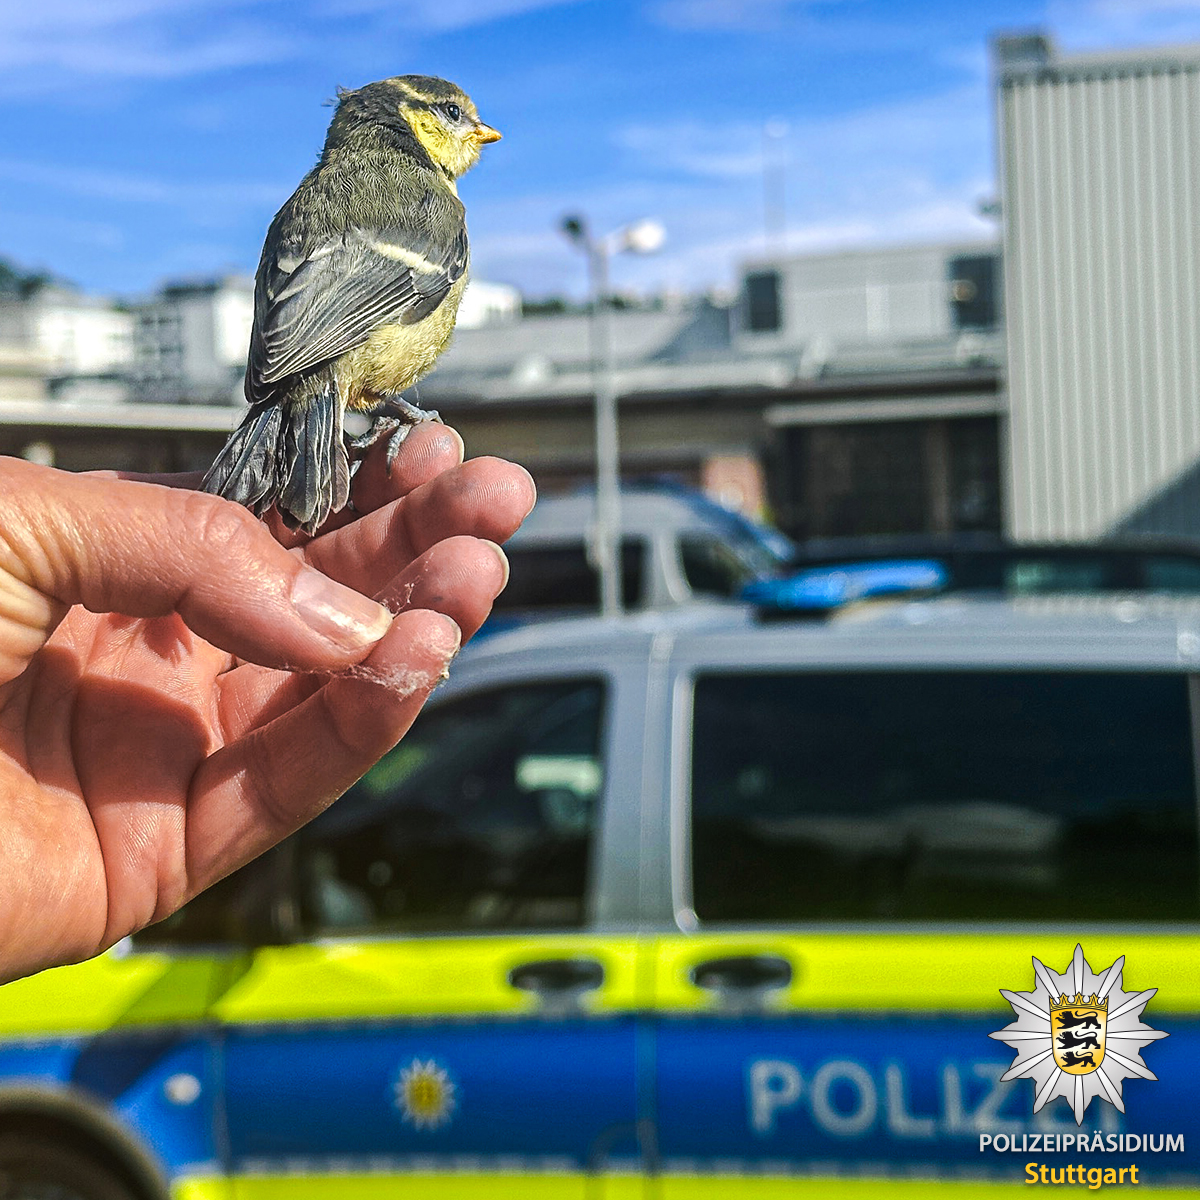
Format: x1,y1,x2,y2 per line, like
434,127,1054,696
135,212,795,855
201,75,501,534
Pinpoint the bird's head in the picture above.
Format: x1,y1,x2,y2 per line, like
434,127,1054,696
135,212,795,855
328,75,500,179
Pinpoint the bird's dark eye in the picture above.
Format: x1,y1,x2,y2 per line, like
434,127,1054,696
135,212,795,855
444,103,461,122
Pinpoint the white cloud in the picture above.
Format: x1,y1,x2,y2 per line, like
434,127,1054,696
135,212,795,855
0,0,589,93
613,124,765,180
469,176,997,301
1,0,226,33
599,188,995,297
0,158,287,211
0,2,301,91
473,81,997,299
614,84,990,186
316,0,584,32
0,206,126,261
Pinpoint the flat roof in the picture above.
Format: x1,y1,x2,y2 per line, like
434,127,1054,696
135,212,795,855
0,399,242,433
995,31,1200,83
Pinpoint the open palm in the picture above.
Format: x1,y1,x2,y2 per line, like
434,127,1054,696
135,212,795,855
0,425,532,983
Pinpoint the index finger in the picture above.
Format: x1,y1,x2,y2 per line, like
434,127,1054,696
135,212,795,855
0,460,394,682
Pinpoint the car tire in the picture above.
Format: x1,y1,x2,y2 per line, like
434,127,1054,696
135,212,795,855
0,1134,140,1200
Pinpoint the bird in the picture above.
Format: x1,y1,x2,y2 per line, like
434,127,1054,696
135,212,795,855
201,75,501,535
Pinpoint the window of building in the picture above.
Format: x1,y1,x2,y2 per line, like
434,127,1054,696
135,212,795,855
791,420,929,538
744,271,782,332
948,254,999,329
777,417,1002,541
948,416,1001,532
299,680,607,934
690,671,1199,923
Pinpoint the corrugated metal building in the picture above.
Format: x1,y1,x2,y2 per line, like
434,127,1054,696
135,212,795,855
997,34,1200,539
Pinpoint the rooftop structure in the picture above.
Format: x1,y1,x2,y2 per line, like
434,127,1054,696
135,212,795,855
426,240,1003,538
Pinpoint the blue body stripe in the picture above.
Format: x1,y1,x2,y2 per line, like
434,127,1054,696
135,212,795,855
655,1014,1200,1181
2,1015,1197,1182
223,1017,641,1165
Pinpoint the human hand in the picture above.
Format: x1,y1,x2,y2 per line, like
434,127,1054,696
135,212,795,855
0,426,533,983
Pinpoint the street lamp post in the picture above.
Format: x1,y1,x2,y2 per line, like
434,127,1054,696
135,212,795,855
762,118,789,251
561,215,665,617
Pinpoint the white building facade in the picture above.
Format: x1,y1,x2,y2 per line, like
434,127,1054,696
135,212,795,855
0,284,133,398
132,276,253,405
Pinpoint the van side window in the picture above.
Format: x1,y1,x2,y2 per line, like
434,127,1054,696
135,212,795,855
1144,555,1200,592
679,534,755,598
690,671,1199,922
491,542,645,611
300,680,607,933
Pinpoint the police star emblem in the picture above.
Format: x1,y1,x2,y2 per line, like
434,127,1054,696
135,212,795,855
990,945,1167,1124
394,1058,458,1130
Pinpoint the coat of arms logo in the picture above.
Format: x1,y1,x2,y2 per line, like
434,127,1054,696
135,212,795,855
990,944,1167,1124
1050,993,1107,1075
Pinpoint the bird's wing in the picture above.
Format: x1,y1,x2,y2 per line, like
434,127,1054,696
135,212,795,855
248,212,468,399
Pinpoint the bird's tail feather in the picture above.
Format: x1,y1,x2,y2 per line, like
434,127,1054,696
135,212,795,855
280,384,350,533
201,380,350,535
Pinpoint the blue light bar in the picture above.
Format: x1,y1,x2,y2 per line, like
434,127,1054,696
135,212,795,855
742,559,948,613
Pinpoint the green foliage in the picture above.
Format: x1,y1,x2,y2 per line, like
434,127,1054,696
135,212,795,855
0,258,25,296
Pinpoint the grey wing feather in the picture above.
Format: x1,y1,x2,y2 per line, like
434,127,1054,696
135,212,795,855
247,215,468,405
201,403,285,517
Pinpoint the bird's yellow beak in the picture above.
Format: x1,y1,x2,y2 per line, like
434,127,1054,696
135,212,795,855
473,123,502,144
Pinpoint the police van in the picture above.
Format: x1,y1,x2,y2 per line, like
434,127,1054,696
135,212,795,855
2,571,1199,1197
491,482,793,621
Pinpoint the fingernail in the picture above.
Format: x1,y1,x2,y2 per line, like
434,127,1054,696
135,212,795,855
429,611,462,659
446,426,465,464
519,467,537,519
292,567,393,651
481,539,510,592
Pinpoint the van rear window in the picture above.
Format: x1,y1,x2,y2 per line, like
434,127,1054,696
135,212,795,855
690,671,1199,923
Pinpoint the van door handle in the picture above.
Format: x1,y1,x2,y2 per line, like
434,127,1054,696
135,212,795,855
508,957,605,996
690,954,793,993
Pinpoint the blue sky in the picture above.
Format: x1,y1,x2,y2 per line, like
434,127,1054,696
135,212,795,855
4,0,1200,300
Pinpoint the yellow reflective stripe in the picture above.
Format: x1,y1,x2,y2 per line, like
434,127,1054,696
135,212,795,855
119,953,250,1024
652,933,1200,1013
228,1173,591,1199
213,936,645,1023
659,1179,1200,1198
172,1180,234,1200
186,1172,1200,1200
0,952,232,1037
6,931,1196,1037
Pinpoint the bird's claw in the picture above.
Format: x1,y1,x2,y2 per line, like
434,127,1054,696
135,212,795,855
346,396,443,470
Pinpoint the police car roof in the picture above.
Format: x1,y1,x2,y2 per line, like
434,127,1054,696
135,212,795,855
460,593,1200,674
511,485,788,552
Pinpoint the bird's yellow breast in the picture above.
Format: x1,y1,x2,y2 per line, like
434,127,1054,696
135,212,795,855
339,273,468,407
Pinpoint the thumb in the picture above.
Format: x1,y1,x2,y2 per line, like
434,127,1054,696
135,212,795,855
0,459,392,683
